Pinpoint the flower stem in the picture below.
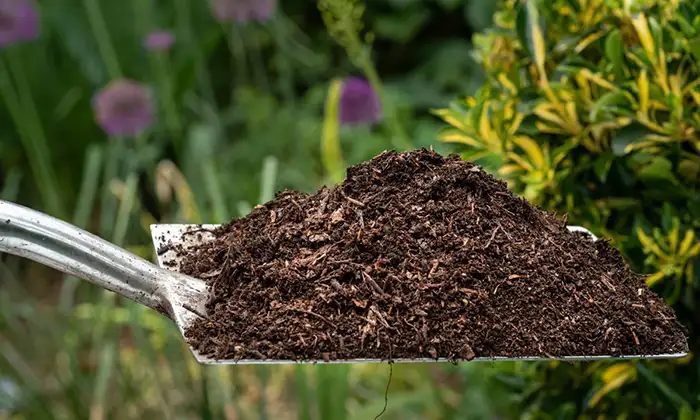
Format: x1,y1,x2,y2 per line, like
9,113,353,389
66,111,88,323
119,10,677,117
357,51,413,152
82,0,122,78
270,17,296,104
0,54,65,217
246,26,270,94
227,24,249,98
154,53,183,135
175,0,216,107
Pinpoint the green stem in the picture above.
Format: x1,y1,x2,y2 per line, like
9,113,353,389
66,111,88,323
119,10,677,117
99,140,121,238
83,0,122,78
59,145,104,311
269,18,296,103
154,53,183,136
360,59,412,152
132,0,182,141
113,173,138,247
1,54,65,217
321,79,345,184
175,0,217,107
227,24,249,98
256,366,269,420
202,162,229,223
246,26,270,94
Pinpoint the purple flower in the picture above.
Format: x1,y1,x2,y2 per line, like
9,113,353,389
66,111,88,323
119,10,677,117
144,30,175,52
93,79,155,137
338,77,382,127
210,0,277,23
0,0,40,48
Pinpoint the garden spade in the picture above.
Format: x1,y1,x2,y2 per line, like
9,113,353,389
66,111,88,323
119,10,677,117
0,199,688,364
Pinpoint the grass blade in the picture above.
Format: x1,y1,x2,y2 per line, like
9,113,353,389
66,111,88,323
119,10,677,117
90,341,116,420
59,144,104,310
202,162,229,223
316,365,350,420
321,79,345,184
0,54,65,217
295,365,313,420
259,155,279,204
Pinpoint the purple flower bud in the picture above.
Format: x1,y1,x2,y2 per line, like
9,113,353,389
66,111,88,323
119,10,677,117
210,0,276,23
93,79,155,137
0,0,40,48
144,30,175,52
338,77,382,127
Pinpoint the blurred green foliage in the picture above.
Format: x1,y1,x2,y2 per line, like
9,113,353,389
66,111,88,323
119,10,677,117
437,0,700,417
0,0,519,419
3,0,698,417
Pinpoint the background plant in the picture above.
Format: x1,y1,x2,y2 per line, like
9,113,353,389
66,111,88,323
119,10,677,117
436,0,700,417
3,0,696,417
0,0,519,419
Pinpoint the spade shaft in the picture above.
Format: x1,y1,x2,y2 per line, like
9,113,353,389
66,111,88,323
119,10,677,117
0,199,176,314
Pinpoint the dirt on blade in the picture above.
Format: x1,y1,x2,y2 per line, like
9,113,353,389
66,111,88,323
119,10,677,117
176,149,688,362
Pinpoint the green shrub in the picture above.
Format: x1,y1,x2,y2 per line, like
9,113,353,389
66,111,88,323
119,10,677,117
436,0,700,417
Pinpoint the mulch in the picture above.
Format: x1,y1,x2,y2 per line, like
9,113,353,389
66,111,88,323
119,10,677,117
175,149,688,362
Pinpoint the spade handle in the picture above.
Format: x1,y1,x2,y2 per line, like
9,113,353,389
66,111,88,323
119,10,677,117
0,199,166,311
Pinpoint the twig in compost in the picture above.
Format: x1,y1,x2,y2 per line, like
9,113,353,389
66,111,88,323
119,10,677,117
362,271,385,295
482,225,501,249
288,308,336,329
342,193,366,207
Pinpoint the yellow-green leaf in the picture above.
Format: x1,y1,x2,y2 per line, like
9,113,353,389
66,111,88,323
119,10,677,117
478,102,501,152
514,136,546,169
576,31,605,54
631,13,656,64
605,29,625,79
507,152,535,172
589,363,636,407
678,230,695,256
498,73,518,94
526,0,547,74
638,70,649,116
669,221,680,254
321,78,345,184
534,104,568,128
687,241,700,258
579,68,618,91
646,271,666,287
499,164,524,176
438,128,482,148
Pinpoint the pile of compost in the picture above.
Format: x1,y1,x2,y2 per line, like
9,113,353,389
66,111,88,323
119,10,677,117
176,149,688,361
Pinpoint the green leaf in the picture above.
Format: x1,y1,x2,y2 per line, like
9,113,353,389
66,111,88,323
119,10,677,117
295,366,312,420
516,0,547,71
316,365,350,420
0,167,23,201
465,0,497,31
605,29,625,79
437,0,463,10
373,7,431,44
636,364,692,411
637,156,679,185
678,404,695,420
611,121,656,156
597,197,641,210
593,153,614,183
687,38,700,64
589,90,631,123
470,151,507,174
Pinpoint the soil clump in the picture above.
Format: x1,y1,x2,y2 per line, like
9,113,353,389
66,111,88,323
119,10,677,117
176,149,688,361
